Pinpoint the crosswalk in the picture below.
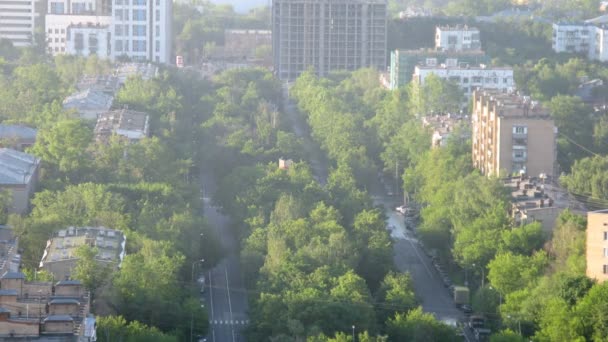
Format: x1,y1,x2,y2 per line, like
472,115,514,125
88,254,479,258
209,320,249,326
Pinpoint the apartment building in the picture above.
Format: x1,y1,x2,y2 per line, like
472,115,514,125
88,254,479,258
413,63,514,98
435,25,481,52
389,49,488,89
0,0,37,46
272,0,387,80
65,22,111,57
111,0,172,63
587,210,608,283
472,90,557,178
46,14,111,54
551,22,608,62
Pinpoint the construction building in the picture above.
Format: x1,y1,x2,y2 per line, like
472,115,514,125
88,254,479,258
272,0,387,80
435,25,481,52
472,90,557,178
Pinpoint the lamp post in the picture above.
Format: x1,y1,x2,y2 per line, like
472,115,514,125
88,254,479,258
352,325,355,342
191,259,205,282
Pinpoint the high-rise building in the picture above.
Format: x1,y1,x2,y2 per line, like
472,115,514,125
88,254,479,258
272,0,387,80
110,0,172,63
0,0,37,46
587,209,608,283
472,90,557,178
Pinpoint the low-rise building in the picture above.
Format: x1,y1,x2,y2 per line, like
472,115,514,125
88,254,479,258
0,274,95,339
114,63,158,84
389,49,489,89
506,176,586,234
472,90,557,178
435,25,481,52
65,22,111,58
586,209,608,283
0,148,40,214
422,114,470,148
0,124,37,150
63,88,114,120
0,226,20,276
76,74,121,95
413,63,514,98
94,108,149,143
39,226,126,281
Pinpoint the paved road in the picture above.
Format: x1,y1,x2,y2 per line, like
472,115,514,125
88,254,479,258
201,173,249,342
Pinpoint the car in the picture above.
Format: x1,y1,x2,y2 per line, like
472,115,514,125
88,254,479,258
396,205,407,214
461,304,473,314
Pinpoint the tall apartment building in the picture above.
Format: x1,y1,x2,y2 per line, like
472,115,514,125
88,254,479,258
587,209,608,283
472,90,557,178
435,25,481,52
551,22,608,62
272,0,387,80
0,0,37,46
413,63,514,98
111,0,172,63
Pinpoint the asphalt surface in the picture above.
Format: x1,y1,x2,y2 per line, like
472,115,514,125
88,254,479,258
201,172,249,342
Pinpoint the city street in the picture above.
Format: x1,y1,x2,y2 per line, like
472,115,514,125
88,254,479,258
201,172,249,342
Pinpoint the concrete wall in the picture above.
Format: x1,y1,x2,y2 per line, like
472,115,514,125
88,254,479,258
49,303,79,316
22,283,53,298
587,211,608,283
55,285,83,297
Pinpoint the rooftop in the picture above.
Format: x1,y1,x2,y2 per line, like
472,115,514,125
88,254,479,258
62,89,114,114
40,227,126,267
1,271,24,280
0,289,18,296
437,24,479,31
504,176,585,213
114,63,158,83
395,48,486,56
44,315,74,322
0,124,37,141
0,148,40,185
415,64,512,71
474,90,551,119
76,75,121,95
94,108,150,142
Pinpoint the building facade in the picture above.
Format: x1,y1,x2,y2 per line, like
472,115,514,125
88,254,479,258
0,0,37,46
46,14,111,54
66,22,111,57
472,90,557,178
413,64,514,98
111,0,172,63
435,25,481,52
587,210,608,283
389,49,488,89
272,0,387,80
552,22,608,62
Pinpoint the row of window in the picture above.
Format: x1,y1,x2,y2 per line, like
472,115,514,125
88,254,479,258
114,9,161,21
115,0,160,5
114,24,160,37
114,39,160,52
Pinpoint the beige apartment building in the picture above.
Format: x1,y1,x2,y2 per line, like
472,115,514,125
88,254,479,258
587,210,608,283
472,90,557,178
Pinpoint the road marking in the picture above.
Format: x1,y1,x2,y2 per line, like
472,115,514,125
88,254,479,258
208,271,215,320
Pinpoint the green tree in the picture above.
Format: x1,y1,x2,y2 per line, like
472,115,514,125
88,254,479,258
487,251,548,295
375,271,416,324
96,315,177,342
490,329,526,342
386,307,458,342
72,245,112,295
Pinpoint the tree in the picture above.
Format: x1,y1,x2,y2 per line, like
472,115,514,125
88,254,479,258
96,315,177,342
487,251,548,295
72,245,112,295
408,74,463,116
28,119,92,179
375,271,416,324
490,330,526,342
386,307,458,342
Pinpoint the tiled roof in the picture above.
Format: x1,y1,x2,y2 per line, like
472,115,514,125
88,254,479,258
0,148,39,185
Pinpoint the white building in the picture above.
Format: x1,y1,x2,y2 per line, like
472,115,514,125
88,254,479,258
413,63,514,98
435,25,481,52
0,0,37,46
66,23,110,58
111,0,172,63
46,14,111,54
552,23,594,55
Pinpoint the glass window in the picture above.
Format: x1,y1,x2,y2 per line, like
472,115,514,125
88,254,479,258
115,40,123,52
132,40,146,52
133,9,146,21
114,9,122,20
115,25,123,36
115,0,122,5
604,265,608,274
155,9,160,21
132,24,146,36
133,0,145,5
155,40,159,52
155,25,159,37
50,2,64,14
604,231,608,240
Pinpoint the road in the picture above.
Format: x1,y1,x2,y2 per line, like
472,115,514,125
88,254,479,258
201,172,249,342
282,82,467,334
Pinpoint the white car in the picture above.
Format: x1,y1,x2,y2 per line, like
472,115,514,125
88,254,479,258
396,205,407,214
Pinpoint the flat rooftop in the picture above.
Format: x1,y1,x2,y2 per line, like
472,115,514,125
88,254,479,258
474,90,551,118
40,227,125,266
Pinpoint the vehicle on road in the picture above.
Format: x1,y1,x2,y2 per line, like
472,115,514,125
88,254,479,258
474,328,491,341
461,304,473,315
453,286,470,305
396,205,407,214
468,315,485,330
198,275,206,293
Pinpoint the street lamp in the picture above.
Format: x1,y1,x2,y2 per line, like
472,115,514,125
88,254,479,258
352,325,355,342
191,259,205,282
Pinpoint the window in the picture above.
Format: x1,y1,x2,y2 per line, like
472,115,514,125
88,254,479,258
503,77,509,84
604,265,608,274
463,77,469,84
155,9,160,21
155,25,159,37
47,28,52,33
61,29,65,34
132,40,146,52
49,2,64,14
115,40,123,52
133,9,146,20
114,9,122,20
133,24,146,36
155,40,159,52
115,25,123,36
133,0,145,5
72,2,86,13
115,0,122,5
55,29,59,34
604,248,608,257
513,126,527,134
604,231,608,240
155,0,159,5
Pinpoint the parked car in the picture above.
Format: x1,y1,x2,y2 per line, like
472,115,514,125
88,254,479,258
461,304,473,314
396,205,407,214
